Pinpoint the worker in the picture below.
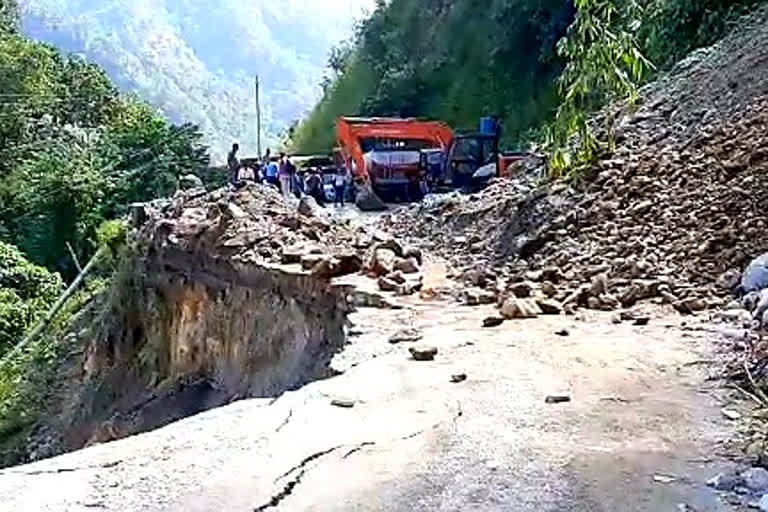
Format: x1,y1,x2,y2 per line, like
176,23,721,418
278,153,292,198
305,168,325,206
232,163,255,190
334,168,347,207
237,163,256,183
292,166,305,198
262,148,272,167
227,142,240,185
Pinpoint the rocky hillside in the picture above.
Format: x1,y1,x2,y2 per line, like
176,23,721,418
19,0,372,160
384,6,768,315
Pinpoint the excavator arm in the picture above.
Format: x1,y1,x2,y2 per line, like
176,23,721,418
336,117,455,185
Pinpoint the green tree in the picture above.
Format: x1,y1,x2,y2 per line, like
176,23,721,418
548,0,652,176
0,0,19,35
0,137,110,278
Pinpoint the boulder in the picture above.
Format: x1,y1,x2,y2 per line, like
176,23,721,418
742,467,768,492
376,238,405,257
281,244,309,264
742,253,768,294
707,471,743,491
541,281,558,298
541,267,564,284
409,346,438,361
465,288,496,306
509,281,534,298
482,316,505,328
395,257,420,274
389,328,423,344
371,249,397,276
500,298,542,319
396,281,423,296
537,299,563,315
297,196,319,217
378,276,399,292
387,270,407,284
403,246,424,265
337,253,363,275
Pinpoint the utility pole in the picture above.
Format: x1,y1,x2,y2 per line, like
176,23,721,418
255,75,262,158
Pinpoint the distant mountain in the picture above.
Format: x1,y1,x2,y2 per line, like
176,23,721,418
18,0,372,160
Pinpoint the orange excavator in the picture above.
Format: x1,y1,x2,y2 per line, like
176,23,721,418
336,117,454,201
336,116,524,204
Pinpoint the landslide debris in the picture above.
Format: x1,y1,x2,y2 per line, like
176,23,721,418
4,183,422,468
385,9,768,313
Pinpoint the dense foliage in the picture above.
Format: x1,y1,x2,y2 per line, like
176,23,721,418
0,242,62,354
294,0,764,154
0,10,210,281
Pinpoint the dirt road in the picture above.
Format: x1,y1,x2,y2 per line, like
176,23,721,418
0,282,742,511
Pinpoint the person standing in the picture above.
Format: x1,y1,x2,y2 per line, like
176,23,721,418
227,143,240,186
306,168,325,207
264,156,279,188
278,153,292,198
334,169,347,207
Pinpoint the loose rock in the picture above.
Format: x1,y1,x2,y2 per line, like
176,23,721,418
331,399,356,409
389,328,423,344
409,346,438,361
483,316,505,328
500,298,542,319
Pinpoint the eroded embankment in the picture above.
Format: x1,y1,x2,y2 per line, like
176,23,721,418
3,186,359,467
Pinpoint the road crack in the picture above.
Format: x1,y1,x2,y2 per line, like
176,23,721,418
3,460,122,476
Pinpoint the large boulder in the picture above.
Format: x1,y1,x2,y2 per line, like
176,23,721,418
742,253,768,294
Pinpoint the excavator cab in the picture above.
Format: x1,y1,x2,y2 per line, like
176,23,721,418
445,133,499,188
420,132,500,191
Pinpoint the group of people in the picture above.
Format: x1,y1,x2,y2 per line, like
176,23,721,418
226,143,351,207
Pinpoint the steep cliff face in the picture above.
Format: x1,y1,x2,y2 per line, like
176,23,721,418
14,185,361,465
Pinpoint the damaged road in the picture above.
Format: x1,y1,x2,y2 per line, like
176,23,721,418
0,284,745,511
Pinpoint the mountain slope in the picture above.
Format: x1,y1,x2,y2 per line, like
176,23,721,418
19,0,372,160
293,0,764,154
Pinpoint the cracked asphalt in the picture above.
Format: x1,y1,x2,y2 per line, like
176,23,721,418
0,292,743,511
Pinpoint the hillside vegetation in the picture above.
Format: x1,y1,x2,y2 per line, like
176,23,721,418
294,0,764,154
19,0,373,160
0,0,214,450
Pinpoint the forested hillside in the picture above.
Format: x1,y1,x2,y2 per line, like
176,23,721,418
294,0,764,153
19,0,373,160
0,0,211,396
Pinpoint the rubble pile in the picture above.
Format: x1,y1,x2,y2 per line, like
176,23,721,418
386,10,768,313
135,185,356,279
134,184,429,295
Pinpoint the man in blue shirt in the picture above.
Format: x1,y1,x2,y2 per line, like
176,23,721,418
263,151,279,188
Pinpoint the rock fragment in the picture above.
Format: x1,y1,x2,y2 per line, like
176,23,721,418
409,346,438,361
